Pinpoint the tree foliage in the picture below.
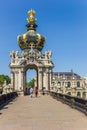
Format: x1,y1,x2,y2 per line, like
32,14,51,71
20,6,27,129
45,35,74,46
0,74,11,86
27,79,34,88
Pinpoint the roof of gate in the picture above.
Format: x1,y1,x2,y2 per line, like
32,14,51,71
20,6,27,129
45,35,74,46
17,10,46,51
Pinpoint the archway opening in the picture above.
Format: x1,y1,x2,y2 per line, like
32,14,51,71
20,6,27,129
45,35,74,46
82,91,86,99
77,91,81,97
25,65,38,95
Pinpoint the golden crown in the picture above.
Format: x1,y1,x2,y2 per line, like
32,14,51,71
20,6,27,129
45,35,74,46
27,9,36,23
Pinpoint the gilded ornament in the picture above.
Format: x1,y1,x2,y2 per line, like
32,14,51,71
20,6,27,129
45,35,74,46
23,39,27,44
37,34,41,44
27,9,36,23
18,9,46,51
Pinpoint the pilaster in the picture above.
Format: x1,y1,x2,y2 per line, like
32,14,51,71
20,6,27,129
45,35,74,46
11,71,15,91
38,68,43,91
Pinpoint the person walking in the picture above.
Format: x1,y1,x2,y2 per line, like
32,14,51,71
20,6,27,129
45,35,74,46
29,87,33,98
34,86,38,97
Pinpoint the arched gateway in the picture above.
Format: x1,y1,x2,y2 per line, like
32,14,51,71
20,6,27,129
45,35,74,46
10,10,54,95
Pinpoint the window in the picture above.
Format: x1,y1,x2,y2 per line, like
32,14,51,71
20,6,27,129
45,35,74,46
62,82,64,86
82,92,86,99
77,81,80,87
77,92,81,97
67,82,71,87
58,82,61,86
67,92,71,95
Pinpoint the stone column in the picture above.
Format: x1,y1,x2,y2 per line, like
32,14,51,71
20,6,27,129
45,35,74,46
11,71,15,91
34,76,37,87
23,71,26,92
13,69,25,96
44,69,49,91
15,69,25,91
44,72,46,90
62,86,66,94
38,68,42,91
14,71,18,91
48,69,52,90
18,69,22,91
43,71,45,89
71,81,76,96
21,71,24,91
62,81,66,94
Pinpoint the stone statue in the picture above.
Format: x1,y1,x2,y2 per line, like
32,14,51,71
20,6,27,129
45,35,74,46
45,51,52,60
15,51,18,58
10,51,15,63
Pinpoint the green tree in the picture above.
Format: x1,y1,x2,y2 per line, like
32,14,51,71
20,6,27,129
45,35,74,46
0,75,11,92
4,75,11,84
27,79,34,88
0,75,11,84
0,76,4,85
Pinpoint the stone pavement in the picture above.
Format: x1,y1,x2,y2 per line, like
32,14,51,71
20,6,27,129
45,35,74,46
0,94,87,130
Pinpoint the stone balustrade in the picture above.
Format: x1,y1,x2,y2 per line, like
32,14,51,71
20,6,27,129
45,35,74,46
0,92,18,109
49,91,87,115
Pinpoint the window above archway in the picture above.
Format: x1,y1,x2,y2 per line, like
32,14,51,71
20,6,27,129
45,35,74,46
77,81,80,87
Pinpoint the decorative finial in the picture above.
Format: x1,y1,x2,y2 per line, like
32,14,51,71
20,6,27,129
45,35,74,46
27,9,36,23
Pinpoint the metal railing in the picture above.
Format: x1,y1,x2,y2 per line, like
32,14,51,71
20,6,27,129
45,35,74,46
49,91,87,115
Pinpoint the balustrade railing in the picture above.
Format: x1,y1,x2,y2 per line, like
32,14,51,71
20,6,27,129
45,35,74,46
0,92,18,109
49,91,87,115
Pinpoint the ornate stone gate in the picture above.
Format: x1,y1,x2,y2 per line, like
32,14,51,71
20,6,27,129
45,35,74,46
10,10,54,94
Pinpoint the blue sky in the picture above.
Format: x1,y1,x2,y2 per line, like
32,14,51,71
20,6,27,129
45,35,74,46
0,0,87,78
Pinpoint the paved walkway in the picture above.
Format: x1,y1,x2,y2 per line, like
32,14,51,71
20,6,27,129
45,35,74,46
0,94,87,130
